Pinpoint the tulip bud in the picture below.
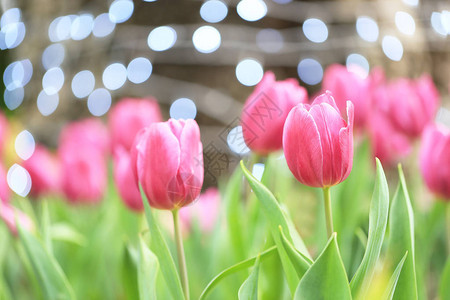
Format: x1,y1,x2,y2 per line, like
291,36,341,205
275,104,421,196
109,97,162,151
0,201,34,236
322,64,370,129
23,145,60,198
132,119,204,210
283,91,354,188
419,124,450,200
0,162,10,204
179,187,220,233
113,146,143,212
241,71,308,155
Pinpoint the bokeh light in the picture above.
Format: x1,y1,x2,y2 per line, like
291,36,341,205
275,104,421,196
2,22,26,49
72,70,95,98
127,57,152,84
92,13,116,38
303,18,328,43
395,11,415,36
4,59,33,91
297,58,323,85
382,35,403,61
70,14,94,40
102,63,127,90
147,26,177,51
346,53,369,78
237,0,267,22
42,67,65,95
7,164,32,197
87,88,112,116
15,130,35,160
431,12,448,36
37,90,59,116
356,16,379,42
1,8,21,28
42,43,65,70
227,126,251,155
192,26,221,53
55,16,73,41
252,163,265,181
200,0,228,23
109,0,134,24
235,59,264,86
4,87,24,110
170,98,197,120
256,29,284,53
402,0,418,6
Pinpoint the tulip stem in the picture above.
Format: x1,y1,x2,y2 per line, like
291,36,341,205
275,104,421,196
172,209,190,300
447,203,450,255
322,187,334,238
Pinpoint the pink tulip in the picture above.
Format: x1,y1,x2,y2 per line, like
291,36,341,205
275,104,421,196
179,187,220,233
109,97,162,151
0,112,8,156
23,145,60,198
322,64,370,129
0,201,33,236
419,124,450,200
283,91,354,188
132,119,204,210
59,119,108,204
0,163,10,204
60,118,110,156
113,146,143,212
241,71,308,155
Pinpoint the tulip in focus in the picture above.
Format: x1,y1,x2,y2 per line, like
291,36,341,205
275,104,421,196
23,145,60,198
241,71,308,155
283,91,354,188
132,119,204,210
322,64,370,129
419,124,450,200
113,146,143,212
179,187,220,233
0,201,33,236
109,97,162,151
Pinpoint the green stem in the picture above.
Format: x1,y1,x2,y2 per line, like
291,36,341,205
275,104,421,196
446,203,450,255
172,209,190,300
322,187,334,239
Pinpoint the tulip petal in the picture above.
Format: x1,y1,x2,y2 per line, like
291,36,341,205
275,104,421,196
312,91,340,113
141,123,181,209
339,101,354,182
283,105,324,187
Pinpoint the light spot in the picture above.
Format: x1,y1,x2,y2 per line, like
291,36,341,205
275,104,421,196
93,13,116,38
70,14,94,40
252,163,265,181
7,164,32,197
72,70,95,98
170,98,197,119
87,88,112,116
4,59,33,90
395,11,415,35
2,22,25,48
297,58,323,85
147,26,177,51
42,43,65,70
235,59,264,86
237,0,267,22
200,0,228,23
109,0,134,24
127,57,152,84
42,67,64,95
192,26,221,53
102,63,127,90
356,16,379,42
346,53,369,78
15,130,35,160
303,18,328,43
382,35,403,61
1,8,21,28
4,87,24,110
37,90,59,116
227,126,251,155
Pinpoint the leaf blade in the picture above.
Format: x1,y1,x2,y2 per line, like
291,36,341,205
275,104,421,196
238,255,261,300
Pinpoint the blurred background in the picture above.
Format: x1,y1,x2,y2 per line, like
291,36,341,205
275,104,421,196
0,0,449,187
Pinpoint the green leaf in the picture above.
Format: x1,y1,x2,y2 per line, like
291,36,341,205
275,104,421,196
294,233,352,300
51,223,87,247
138,236,159,300
140,186,185,300
238,255,261,300
279,226,312,278
17,222,75,300
350,158,389,298
385,165,417,300
383,252,408,300
240,161,310,295
199,246,276,300
440,255,450,300
122,245,139,300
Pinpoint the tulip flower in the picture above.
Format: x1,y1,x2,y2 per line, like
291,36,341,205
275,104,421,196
109,97,162,152
132,118,204,210
179,187,220,233
0,162,10,204
132,118,203,299
241,71,308,155
322,64,370,129
113,146,143,212
23,145,60,198
0,201,33,236
419,124,450,200
283,91,354,237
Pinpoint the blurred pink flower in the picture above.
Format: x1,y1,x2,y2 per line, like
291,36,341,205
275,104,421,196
0,112,8,156
113,146,143,212
283,91,354,188
322,64,370,129
132,119,203,210
0,201,33,236
419,124,450,200
109,97,162,152
179,187,220,233
23,145,60,198
241,71,308,155
0,162,10,204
